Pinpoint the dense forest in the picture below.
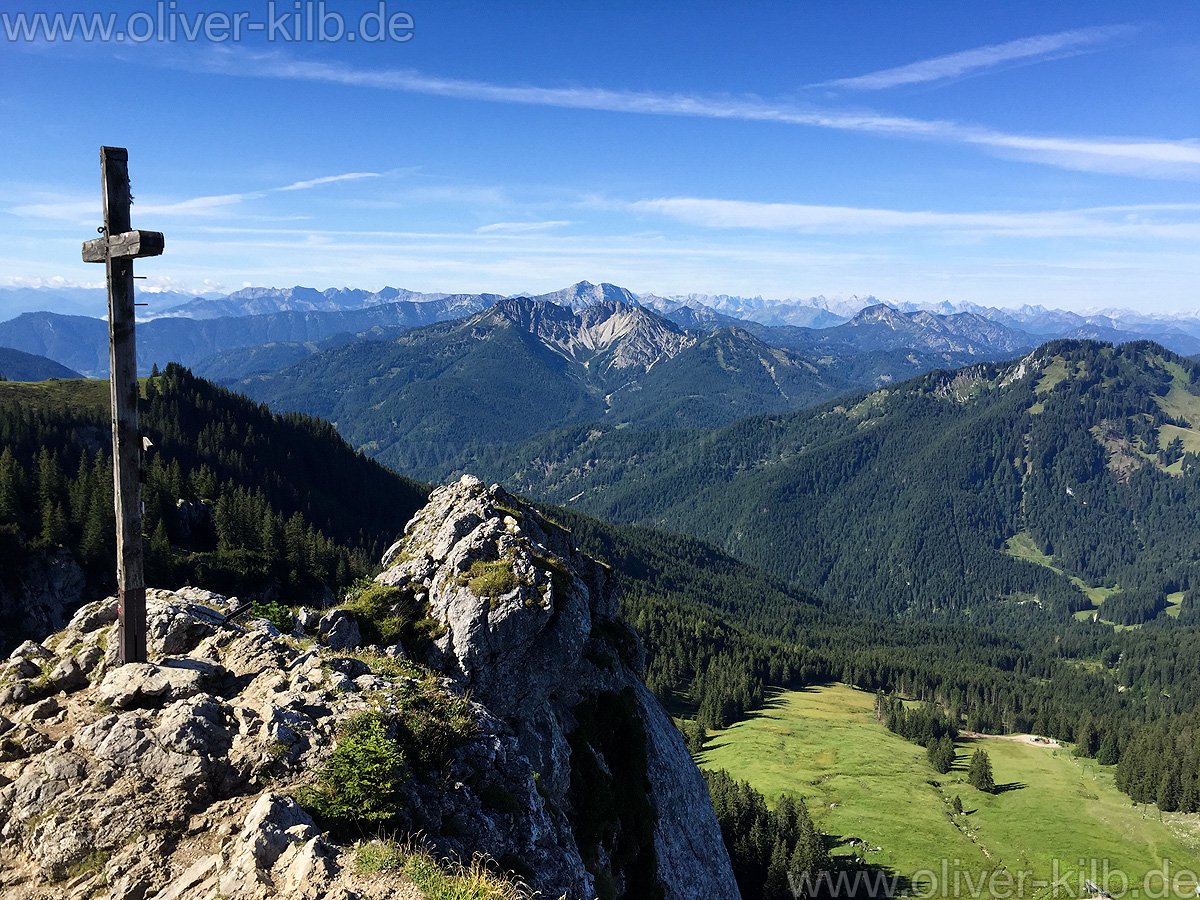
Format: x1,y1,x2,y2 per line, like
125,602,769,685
0,364,428,613
468,340,1200,626
704,769,830,900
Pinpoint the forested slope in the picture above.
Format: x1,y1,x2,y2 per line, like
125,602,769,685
476,340,1200,625
0,365,429,608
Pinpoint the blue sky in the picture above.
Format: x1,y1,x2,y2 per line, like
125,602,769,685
2,1,1198,313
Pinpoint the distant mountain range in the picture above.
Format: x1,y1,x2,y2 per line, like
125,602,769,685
0,295,501,377
3,280,1200,379
232,298,868,473
228,294,1091,478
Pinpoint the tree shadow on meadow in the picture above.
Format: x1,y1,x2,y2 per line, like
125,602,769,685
992,781,1026,794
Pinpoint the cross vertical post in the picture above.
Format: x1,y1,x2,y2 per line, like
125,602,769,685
81,147,164,665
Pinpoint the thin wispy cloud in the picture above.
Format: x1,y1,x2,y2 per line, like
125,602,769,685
624,196,1200,240
476,221,571,234
277,172,381,191
7,171,383,223
813,25,1134,90
138,192,258,215
184,50,1200,179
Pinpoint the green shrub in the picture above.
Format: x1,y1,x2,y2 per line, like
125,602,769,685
297,711,405,827
392,676,477,770
341,581,445,656
341,583,408,646
251,599,293,632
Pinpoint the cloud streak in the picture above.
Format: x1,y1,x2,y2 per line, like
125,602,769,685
7,171,383,223
187,50,1200,179
277,172,381,191
624,196,1200,240
476,220,571,234
813,25,1134,90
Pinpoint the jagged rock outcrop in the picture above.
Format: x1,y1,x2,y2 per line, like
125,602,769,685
0,476,737,900
378,476,737,900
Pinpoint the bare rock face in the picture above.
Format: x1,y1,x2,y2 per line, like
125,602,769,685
0,477,736,900
379,475,737,900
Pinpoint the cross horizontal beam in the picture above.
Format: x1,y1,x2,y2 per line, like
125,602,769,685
82,229,165,263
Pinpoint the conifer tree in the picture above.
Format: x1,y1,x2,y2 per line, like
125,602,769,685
0,447,25,524
38,500,68,547
1097,732,1119,766
968,749,995,793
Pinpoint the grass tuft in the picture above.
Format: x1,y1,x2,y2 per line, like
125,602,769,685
356,838,532,900
464,559,520,598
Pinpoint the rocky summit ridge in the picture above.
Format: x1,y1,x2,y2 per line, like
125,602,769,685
0,476,736,900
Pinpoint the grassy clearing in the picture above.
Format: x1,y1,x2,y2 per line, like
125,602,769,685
700,684,982,879
0,378,112,410
1004,531,1123,616
1159,423,1200,456
1166,591,1185,619
1155,361,1200,425
1034,358,1070,396
699,684,1200,894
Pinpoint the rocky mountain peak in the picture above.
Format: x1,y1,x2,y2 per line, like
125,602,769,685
482,298,694,373
377,475,622,713
847,303,907,328
0,477,736,900
531,281,642,310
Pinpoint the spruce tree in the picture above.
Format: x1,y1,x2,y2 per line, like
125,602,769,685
1097,732,1119,766
968,749,995,793
0,447,25,524
1180,777,1199,815
1158,769,1181,813
38,500,68,548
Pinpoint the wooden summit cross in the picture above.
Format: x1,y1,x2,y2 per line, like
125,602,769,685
81,146,164,665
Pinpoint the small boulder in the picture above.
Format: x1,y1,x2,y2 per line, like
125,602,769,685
326,657,371,679
0,681,31,707
66,599,118,634
239,793,318,870
380,538,408,569
24,696,61,722
9,640,53,662
49,657,88,693
318,610,361,652
97,662,206,710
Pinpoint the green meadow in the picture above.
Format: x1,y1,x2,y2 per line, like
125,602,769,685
699,684,1200,897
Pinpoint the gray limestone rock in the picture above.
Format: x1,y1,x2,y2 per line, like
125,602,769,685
0,484,737,900
373,474,737,900
96,661,207,710
318,609,361,652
